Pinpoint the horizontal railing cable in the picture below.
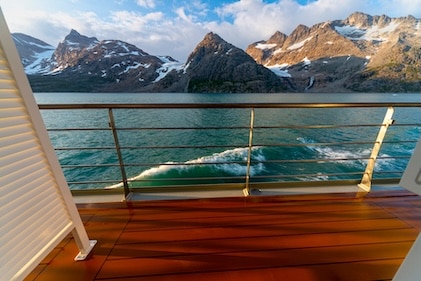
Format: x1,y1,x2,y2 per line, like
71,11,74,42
39,102,421,110
37,102,421,194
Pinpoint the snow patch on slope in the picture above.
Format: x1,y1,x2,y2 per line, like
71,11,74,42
303,57,311,65
153,57,184,82
335,21,400,42
266,63,291,78
24,50,54,74
255,43,277,50
287,36,313,51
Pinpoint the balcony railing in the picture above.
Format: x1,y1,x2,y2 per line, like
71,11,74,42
38,101,421,199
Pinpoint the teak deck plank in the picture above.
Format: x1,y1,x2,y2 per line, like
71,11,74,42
109,228,417,259
26,190,421,281
96,242,414,279
99,259,402,281
117,218,410,244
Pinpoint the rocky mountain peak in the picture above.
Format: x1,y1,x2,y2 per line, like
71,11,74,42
51,29,101,73
374,14,392,28
343,12,374,28
202,32,227,44
245,11,421,93
187,32,237,64
182,32,287,93
197,32,233,52
24,29,183,91
287,24,311,42
245,31,287,65
267,31,288,44
343,12,393,29
63,29,99,48
13,11,421,93
93,40,149,59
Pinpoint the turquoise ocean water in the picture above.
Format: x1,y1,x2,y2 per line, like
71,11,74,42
35,93,421,189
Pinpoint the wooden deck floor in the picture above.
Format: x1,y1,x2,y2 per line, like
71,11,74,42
25,190,421,281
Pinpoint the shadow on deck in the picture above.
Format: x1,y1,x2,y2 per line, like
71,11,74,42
26,190,421,281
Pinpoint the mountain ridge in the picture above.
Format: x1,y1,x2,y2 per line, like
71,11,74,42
12,11,421,93
246,11,421,92
182,32,287,93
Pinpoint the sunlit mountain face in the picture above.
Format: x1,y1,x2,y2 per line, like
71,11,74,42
12,12,421,93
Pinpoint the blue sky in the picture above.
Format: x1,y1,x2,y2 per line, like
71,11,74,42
0,0,420,61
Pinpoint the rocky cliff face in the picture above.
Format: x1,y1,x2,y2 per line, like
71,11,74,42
246,12,421,92
51,29,99,73
13,12,421,93
343,14,421,92
180,32,287,93
148,32,288,93
13,29,183,92
53,30,185,91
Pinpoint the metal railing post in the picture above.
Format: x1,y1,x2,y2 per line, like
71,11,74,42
37,102,420,194
244,108,255,196
108,108,130,198
358,106,395,194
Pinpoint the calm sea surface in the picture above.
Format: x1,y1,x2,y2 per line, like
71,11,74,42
35,92,421,189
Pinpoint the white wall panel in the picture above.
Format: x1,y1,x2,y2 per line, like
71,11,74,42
0,8,95,281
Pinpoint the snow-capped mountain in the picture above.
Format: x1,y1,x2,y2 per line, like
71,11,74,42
130,32,289,93
13,29,183,92
12,12,421,92
50,29,100,74
246,12,421,92
179,32,287,93
13,29,287,93
11,33,55,74
52,30,183,87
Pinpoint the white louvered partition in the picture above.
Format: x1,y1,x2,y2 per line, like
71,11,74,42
393,138,421,281
0,8,96,281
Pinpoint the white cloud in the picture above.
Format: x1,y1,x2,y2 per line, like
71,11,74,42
206,0,421,53
211,0,370,49
136,0,156,9
175,7,193,23
110,10,163,29
1,0,420,62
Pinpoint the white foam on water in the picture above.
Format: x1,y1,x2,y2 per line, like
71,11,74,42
297,136,394,169
106,147,266,189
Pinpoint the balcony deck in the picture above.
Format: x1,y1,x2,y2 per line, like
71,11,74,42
25,189,421,281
